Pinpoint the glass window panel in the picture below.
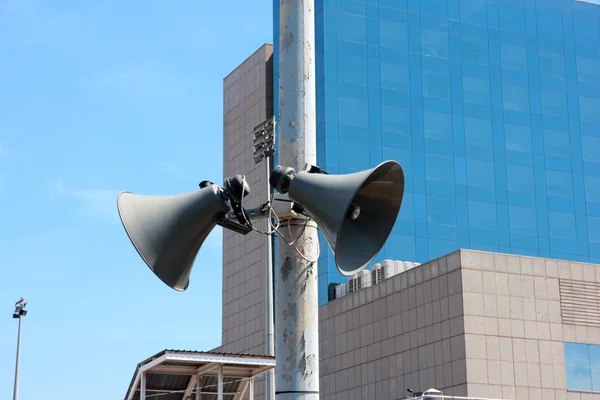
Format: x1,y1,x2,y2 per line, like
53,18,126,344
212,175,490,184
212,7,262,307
339,139,370,171
546,170,573,199
429,238,458,259
590,345,600,392
498,0,526,31
425,153,455,182
537,11,564,41
420,0,448,17
565,343,593,392
421,28,449,59
386,234,416,261
381,104,411,132
461,35,489,65
380,62,410,92
589,215,600,243
582,135,600,164
338,54,368,86
577,57,600,84
380,20,409,50
424,111,453,141
459,0,487,24
543,130,570,158
427,196,456,225
463,76,491,106
567,365,592,391
505,123,532,153
506,164,535,193
566,343,591,365
574,14,600,43
338,0,366,16
422,70,451,99
338,97,369,128
549,211,577,239
585,175,600,204
503,83,530,113
338,13,367,43
580,96,600,124
464,117,493,147
501,43,527,73
541,90,568,119
509,206,538,236
468,201,498,231
539,49,566,78
567,365,594,392
467,159,495,188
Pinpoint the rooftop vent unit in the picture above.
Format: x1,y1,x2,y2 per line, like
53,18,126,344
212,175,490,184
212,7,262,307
371,263,383,284
349,269,371,293
334,283,347,299
397,261,421,274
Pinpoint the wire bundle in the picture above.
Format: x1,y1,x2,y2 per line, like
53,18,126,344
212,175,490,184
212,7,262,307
239,176,320,263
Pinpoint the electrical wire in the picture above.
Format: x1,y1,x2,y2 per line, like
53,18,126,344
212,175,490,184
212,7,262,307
239,175,272,235
239,175,310,246
236,175,320,262
287,218,320,263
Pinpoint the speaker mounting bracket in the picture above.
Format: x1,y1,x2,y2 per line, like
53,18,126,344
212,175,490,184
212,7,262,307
216,195,254,235
216,213,252,235
271,193,300,220
269,165,296,194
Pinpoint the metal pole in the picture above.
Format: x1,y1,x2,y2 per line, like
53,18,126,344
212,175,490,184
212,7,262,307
12,298,26,400
276,0,319,398
140,372,146,399
217,365,223,400
196,374,202,400
265,154,275,400
12,314,23,400
249,377,255,399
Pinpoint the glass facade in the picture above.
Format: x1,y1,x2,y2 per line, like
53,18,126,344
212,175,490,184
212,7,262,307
565,342,600,391
273,0,600,305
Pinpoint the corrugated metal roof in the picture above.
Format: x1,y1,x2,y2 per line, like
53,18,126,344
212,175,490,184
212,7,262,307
125,349,275,400
163,349,275,359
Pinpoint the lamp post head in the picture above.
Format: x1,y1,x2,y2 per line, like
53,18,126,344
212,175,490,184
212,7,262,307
13,298,27,318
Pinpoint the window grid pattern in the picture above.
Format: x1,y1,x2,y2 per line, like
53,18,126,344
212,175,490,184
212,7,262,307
275,0,600,305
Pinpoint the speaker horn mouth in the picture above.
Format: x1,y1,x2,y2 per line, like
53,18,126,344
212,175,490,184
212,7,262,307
335,160,405,276
117,191,190,291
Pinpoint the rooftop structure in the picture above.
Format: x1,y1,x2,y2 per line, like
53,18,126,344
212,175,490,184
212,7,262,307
124,349,275,400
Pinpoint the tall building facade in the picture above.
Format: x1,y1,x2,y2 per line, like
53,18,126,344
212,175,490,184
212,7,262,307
274,0,600,306
220,44,273,356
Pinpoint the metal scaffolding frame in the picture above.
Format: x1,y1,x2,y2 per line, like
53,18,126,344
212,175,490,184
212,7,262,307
124,350,276,400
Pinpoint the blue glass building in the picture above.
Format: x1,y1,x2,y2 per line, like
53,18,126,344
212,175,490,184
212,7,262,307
273,0,600,307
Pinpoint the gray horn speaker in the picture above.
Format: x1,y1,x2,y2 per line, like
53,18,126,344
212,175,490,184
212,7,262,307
117,184,230,291
286,160,404,276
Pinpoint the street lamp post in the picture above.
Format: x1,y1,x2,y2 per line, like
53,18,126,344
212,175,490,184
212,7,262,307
12,298,27,400
253,118,276,400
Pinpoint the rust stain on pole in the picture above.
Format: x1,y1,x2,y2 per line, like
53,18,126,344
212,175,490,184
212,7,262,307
303,39,312,81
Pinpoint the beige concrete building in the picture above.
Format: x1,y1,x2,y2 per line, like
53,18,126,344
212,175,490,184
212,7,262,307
319,249,600,400
214,44,274,400
216,46,600,400
219,43,273,356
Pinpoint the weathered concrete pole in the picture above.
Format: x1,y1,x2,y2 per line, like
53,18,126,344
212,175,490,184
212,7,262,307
275,0,319,399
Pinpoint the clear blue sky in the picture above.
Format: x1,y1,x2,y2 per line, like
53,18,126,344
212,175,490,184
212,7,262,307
0,1,272,398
